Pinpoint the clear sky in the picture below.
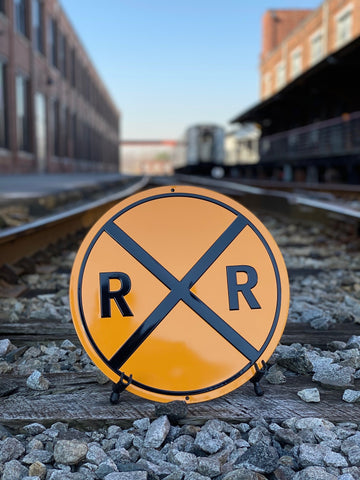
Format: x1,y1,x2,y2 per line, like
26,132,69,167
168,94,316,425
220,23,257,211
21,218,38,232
61,0,321,140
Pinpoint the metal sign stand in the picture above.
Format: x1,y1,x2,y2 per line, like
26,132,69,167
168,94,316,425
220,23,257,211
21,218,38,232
109,363,268,404
110,372,133,405
249,361,267,396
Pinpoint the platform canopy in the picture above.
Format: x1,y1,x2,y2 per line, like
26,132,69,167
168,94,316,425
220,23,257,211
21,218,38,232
230,36,360,136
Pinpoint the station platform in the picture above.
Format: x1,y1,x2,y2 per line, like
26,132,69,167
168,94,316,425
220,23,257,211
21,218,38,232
0,173,132,203
0,173,141,225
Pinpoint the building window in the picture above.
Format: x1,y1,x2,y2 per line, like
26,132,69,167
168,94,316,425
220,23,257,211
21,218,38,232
263,72,272,98
275,61,286,89
59,33,67,77
310,30,323,65
0,0,6,15
65,106,70,156
0,61,8,148
290,47,302,79
336,6,352,48
59,104,67,156
15,74,30,151
78,63,83,95
35,92,46,170
71,48,76,87
14,0,27,37
32,0,44,53
72,112,77,158
51,99,60,157
84,71,89,99
48,18,58,68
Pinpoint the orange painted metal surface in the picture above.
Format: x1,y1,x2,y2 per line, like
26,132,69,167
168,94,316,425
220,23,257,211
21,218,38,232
70,186,289,403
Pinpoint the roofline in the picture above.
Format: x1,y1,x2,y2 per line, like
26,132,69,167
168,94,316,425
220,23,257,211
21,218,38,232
59,0,120,116
261,7,320,64
230,35,360,124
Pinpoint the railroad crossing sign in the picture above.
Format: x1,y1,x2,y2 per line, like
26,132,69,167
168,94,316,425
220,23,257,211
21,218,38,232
70,186,289,403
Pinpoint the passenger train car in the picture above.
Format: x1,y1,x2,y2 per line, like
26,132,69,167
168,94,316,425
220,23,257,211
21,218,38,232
174,125,225,176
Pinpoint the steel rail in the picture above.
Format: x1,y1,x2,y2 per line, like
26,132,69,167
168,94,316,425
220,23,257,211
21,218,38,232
0,176,149,268
222,178,360,197
175,174,360,234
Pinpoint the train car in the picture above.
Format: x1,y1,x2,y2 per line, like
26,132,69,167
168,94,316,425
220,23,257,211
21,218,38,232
175,124,225,176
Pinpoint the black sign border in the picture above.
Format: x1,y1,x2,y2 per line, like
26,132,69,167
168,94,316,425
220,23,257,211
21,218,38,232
77,191,282,396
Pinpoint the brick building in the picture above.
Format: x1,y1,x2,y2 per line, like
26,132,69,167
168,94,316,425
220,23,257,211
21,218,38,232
0,0,120,173
232,0,360,182
260,2,360,100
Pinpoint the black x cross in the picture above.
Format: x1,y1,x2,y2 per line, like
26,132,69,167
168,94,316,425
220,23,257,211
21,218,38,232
103,215,259,372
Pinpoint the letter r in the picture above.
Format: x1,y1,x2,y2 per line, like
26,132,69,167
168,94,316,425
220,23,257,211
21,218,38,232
100,272,133,317
226,265,261,310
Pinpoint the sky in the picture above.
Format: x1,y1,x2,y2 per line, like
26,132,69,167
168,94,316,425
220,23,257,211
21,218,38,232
61,0,321,140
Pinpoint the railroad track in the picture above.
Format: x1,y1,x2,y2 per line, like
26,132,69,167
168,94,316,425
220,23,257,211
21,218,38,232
0,176,149,268
175,174,360,237
222,178,360,200
1,176,360,478
1,173,358,272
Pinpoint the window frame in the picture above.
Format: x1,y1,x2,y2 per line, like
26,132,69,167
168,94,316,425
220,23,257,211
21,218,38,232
263,71,272,98
70,48,76,87
15,72,30,152
0,0,6,15
34,91,47,165
32,0,44,54
0,60,8,149
14,0,28,37
275,60,286,90
50,97,60,156
48,17,58,68
309,28,324,66
59,32,67,77
290,46,302,79
335,4,353,48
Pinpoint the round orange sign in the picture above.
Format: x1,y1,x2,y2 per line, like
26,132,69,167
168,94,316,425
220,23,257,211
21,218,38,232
70,186,289,403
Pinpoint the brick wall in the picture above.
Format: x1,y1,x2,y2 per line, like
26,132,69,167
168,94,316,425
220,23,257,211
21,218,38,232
260,0,360,100
0,0,120,173
262,10,313,59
